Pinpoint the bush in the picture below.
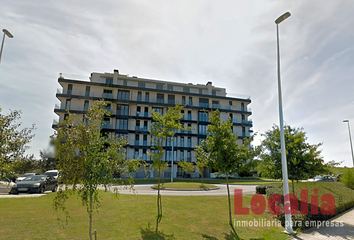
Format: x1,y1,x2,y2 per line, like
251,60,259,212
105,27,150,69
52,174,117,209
255,184,280,194
340,168,354,189
266,182,354,230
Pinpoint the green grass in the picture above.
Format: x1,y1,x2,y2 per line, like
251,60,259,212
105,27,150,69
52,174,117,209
152,182,217,189
0,191,289,240
133,178,280,185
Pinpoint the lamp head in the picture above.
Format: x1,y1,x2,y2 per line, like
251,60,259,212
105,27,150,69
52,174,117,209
2,29,14,38
343,120,349,123
275,12,291,24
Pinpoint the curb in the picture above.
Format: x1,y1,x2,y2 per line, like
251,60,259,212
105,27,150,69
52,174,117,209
151,187,220,191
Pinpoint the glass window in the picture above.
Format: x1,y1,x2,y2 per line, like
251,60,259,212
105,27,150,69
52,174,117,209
188,97,193,106
182,96,186,105
212,90,216,96
67,84,72,95
117,105,129,115
168,95,175,104
65,99,71,109
138,82,145,88
106,78,113,85
199,89,203,94
167,84,173,91
199,98,209,108
116,119,128,130
156,84,163,90
187,137,191,147
145,92,149,102
123,80,127,86
198,111,208,122
198,125,208,135
137,91,142,101
180,137,184,147
183,87,190,93
180,151,184,161
157,93,164,103
85,86,90,97
118,90,130,100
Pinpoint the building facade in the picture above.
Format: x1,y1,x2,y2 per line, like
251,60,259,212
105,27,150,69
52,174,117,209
53,69,253,178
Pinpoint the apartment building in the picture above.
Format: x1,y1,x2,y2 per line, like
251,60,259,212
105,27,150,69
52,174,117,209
53,69,253,178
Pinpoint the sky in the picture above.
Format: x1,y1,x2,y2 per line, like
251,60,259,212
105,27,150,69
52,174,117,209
0,0,353,167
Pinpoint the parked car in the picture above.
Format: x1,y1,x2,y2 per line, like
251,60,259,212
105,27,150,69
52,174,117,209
44,170,59,180
0,178,17,194
308,175,334,182
16,173,36,183
16,175,58,194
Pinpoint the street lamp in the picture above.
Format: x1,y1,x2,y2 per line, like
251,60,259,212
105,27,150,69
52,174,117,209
0,29,14,64
343,120,354,167
275,12,294,235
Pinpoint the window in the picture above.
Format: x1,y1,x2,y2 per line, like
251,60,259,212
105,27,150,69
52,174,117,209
152,107,163,115
156,84,163,90
85,86,90,97
188,124,192,134
145,92,149,102
180,137,184,147
103,89,113,99
138,82,145,88
136,120,140,130
180,151,184,161
168,95,175,104
116,119,128,130
212,100,220,108
117,90,130,100
199,89,203,94
104,103,111,112
123,80,127,86
134,149,139,159
183,87,190,93
166,136,172,147
212,90,216,96
198,138,206,145
241,103,245,111
182,96,186,105
65,99,71,109
143,135,148,146
106,78,113,85
187,111,192,120
142,149,147,161
188,97,193,106
135,134,140,145
187,151,191,162
115,133,127,138
187,137,191,148
167,84,173,91
84,100,89,111
198,111,208,122
144,107,149,117
103,117,110,129
137,91,142,101
199,124,208,135
67,84,73,95
199,98,209,108
156,93,164,103
117,105,129,115
144,121,148,131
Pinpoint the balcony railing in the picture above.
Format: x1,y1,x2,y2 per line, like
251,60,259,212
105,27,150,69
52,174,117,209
136,126,148,131
156,99,164,104
198,117,209,122
102,93,113,99
136,112,149,117
199,103,209,108
135,140,140,146
242,120,253,125
53,119,58,125
212,104,221,109
102,124,111,129
243,132,251,137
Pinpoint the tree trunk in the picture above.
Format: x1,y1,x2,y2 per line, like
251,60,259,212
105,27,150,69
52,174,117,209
156,168,162,233
226,173,239,240
89,191,93,240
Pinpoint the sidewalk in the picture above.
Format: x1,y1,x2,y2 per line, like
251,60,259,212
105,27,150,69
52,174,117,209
288,207,354,240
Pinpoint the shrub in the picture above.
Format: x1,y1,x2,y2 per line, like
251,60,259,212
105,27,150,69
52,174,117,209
340,168,354,189
255,183,280,194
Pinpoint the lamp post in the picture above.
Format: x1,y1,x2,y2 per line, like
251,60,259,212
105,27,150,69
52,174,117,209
0,29,14,64
343,120,354,167
275,12,293,235
171,136,174,182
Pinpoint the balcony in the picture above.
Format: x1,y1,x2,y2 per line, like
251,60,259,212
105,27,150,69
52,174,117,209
136,112,149,117
135,140,140,146
53,119,58,125
242,120,253,125
212,104,221,109
102,93,113,99
102,124,111,129
199,103,209,108
230,119,238,124
243,132,251,138
156,99,164,104
136,126,148,131
198,117,209,122
168,100,175,105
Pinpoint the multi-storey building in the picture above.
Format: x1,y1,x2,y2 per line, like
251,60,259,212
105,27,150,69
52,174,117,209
53,69,253,178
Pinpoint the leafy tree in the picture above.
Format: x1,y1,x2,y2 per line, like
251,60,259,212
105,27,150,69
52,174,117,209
195,144,208,184
178,161,195,179
341,168,354,189
258,125,325,194
149,105,185,233
37,149,58,172
0,108,35,177
202,110,257,239
52,101,139,240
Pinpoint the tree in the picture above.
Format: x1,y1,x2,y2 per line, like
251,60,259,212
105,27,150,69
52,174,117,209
202,110,257,239
258,125,325,194
149,105,185,233
178,161,195,179
195,144,208,185
0,108,35,178
52,101,139,240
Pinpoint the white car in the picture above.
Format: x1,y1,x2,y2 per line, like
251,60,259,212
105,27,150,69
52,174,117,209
0,178,17,194
44,170,59,180
16,173,36,182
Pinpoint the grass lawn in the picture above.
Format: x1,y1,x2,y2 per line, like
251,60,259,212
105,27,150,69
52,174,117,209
134,178,280,185
0,191,289,240
152,182,217,189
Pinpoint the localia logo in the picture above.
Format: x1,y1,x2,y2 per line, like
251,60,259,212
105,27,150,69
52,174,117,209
234,189,335,215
